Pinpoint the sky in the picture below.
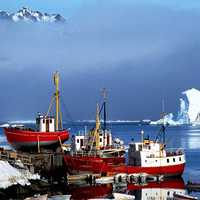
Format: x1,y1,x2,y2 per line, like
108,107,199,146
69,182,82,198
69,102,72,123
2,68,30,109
1,0,200,121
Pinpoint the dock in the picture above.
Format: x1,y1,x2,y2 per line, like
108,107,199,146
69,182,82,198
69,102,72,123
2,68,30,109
0,148,66,181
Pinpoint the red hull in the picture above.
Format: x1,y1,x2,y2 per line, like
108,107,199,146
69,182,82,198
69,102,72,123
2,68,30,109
64,155,184,177
65,154,125,174
4,127,69,150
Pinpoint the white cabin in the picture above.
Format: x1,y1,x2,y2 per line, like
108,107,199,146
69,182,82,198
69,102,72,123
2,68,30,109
74,129,112,151
128,139,185,167
36,114,55,132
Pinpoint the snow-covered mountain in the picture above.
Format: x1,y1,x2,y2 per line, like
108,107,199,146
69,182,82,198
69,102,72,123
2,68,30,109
151,88,200,126
0,7,65,23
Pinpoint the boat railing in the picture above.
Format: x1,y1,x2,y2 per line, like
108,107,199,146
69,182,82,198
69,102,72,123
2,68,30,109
71,150,100,157
166,148,184,157
145,148,184,158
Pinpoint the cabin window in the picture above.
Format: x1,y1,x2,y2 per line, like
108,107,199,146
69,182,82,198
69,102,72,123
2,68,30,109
179,157,181,161
100,138,102,142
173,158,175,162
167,159,169,163
77,139,79,143
50,119,52,123
43,119,45,123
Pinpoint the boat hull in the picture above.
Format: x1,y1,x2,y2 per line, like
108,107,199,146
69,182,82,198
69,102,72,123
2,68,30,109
64,155,184,177
4,127,69,151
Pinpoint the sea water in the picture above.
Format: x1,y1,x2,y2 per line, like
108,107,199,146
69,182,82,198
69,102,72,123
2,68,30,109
0,123,200,199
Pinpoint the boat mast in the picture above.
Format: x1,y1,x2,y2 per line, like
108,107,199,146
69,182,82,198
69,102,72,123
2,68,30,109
88,104,101,153
54,71,61,131
95,104,100,150
102,88,107,132
161,98,166,144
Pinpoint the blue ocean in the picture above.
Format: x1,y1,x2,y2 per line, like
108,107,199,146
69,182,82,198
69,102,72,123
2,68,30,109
1,123,200,199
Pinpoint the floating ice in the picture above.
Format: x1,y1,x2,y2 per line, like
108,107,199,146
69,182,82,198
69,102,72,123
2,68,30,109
151,88,200,126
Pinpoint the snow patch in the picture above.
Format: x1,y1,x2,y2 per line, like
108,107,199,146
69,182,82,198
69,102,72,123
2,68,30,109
0,160,40,189
0,7,65,23
8,120,35,124
0,123,10,127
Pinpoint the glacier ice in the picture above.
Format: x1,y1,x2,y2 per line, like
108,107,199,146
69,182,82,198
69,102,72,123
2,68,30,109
151,88,200,125
182,88,200,123
176,98,190,124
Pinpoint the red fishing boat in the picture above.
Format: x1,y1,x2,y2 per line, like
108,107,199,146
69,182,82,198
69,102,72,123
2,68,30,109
64,91,185,177
4,72,69,152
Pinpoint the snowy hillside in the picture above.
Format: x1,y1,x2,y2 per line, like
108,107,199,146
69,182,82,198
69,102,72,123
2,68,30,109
0,7,65,23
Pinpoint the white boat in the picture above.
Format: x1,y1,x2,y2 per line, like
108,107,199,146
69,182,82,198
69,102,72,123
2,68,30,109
113,193,135,200
173,192,198,200
24,194,48,200
48,195,71,200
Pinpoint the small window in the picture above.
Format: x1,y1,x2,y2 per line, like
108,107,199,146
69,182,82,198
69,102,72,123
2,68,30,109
50,119,52,123
167,191,170,196
100,138,102,142
155,160,157,162
167,159,169,163
77,139,79,143
173,158,175,162
145,160,147,163
179,157,181,161
43,119,45,123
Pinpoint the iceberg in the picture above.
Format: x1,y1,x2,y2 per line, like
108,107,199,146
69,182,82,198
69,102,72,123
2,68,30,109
151,88,200,126
182,88,200,123
176,98,190,124
151,113,180,126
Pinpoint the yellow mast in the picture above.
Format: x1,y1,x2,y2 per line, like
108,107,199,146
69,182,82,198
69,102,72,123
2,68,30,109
94,104,100,150
53,71,60,131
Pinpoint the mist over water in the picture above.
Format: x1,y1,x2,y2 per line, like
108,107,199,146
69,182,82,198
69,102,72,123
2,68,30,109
1,2,200,121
